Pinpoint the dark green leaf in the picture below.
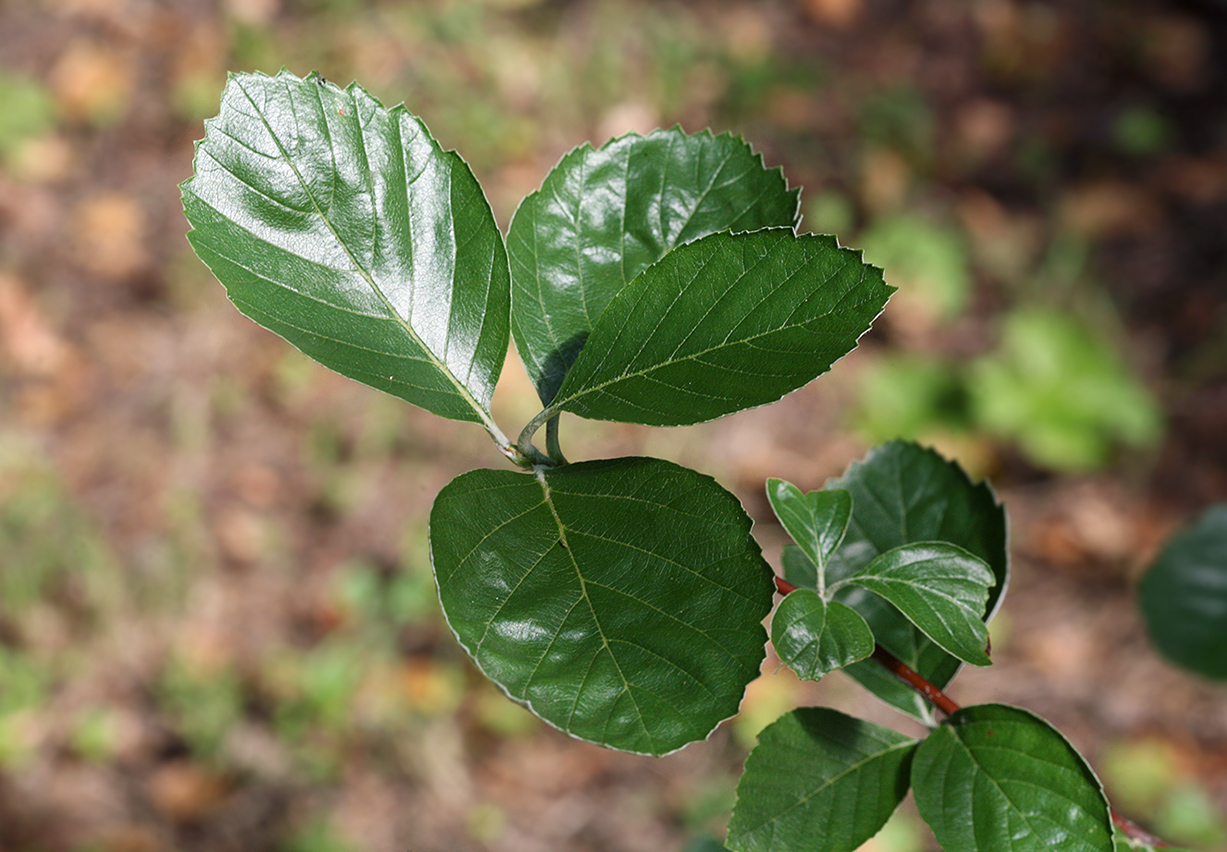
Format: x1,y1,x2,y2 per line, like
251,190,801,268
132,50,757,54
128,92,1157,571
182,70,509,430
430,457,774,756
781,543,818,591
766,481,851,587
827,441,1008,722
727,708,917,852
841,542,994,666
550,229,893,426
1139,504,1227,680
912,704,1113,852
507,128,799,405
771,591,874,681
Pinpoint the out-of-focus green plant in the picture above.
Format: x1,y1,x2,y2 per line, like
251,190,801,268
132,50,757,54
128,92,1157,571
968,307,1162,471
859,214,971,323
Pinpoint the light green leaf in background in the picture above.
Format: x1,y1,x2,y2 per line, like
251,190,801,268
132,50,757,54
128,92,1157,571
839,542,994,666
912,704,1113,852
430,457,775,756
1139,503,1227,681
968,308,1162,472
182,70,510,435
825,441,1008,722
547,229,893,427
727,708,917,852
507,127,800,406
771,591,874,681
766,481,851,594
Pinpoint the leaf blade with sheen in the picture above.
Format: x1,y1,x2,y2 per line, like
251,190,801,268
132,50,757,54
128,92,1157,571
181,70,509,427
727,708,917,852
507,128,800,405
766,481,852,584
843,542,994,666
551,229,893,426
430,457,775,756
912,704,1113,852
771,591,874,681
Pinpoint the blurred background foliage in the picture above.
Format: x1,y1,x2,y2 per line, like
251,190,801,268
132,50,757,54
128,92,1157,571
1,0,1225,850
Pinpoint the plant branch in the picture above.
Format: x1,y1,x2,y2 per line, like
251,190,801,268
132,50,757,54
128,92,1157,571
773,573,1173,849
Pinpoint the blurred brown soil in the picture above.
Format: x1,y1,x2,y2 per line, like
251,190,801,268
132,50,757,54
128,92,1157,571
1,1,1225,851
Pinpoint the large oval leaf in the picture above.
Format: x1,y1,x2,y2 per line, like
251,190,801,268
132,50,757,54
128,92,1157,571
727,708,917,852
912,704,1113,852
429,457,775,755
549,229,893,426
1139,504,1227,680
826,441,1008,722
507,128,799,405
182,70,509,429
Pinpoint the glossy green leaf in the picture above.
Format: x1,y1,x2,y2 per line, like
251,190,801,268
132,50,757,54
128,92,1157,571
771,591,874,681
507,128,799,405
182,70,510,430
766,481,851,590
429,457,775,756
912,704,1113,852
826,441,1008,722
727,708,917,852
1139,504,1227,680
841,542,994,666
549,229,893,427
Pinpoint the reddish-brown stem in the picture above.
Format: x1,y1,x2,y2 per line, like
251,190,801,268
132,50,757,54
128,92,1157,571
868,644,962,718
772,574,1173,849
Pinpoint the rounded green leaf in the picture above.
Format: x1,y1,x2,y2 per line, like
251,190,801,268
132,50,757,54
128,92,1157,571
826,441,1008,721
182,70,509,428
550,229,893,426
912,704,1113,852
727,708,917,852
771,591,874,681
507,127,800,405
766,481,852,585
843,542,994,666
429,457,775,756
1139,504,1227,680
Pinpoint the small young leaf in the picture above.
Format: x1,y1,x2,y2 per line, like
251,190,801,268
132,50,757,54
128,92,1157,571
841,542,994,666
826,441,1008,722
507,127,799,406
771,590,874,681
430,457,775,756
182,70,510,429
727,708,917,852
912,704,1113,852
550,229,893,426
1139,504,1227,680
766,481,851,586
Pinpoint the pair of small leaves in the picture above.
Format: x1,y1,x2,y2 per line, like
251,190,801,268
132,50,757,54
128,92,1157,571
727,704,1113,852
767,469,995,685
